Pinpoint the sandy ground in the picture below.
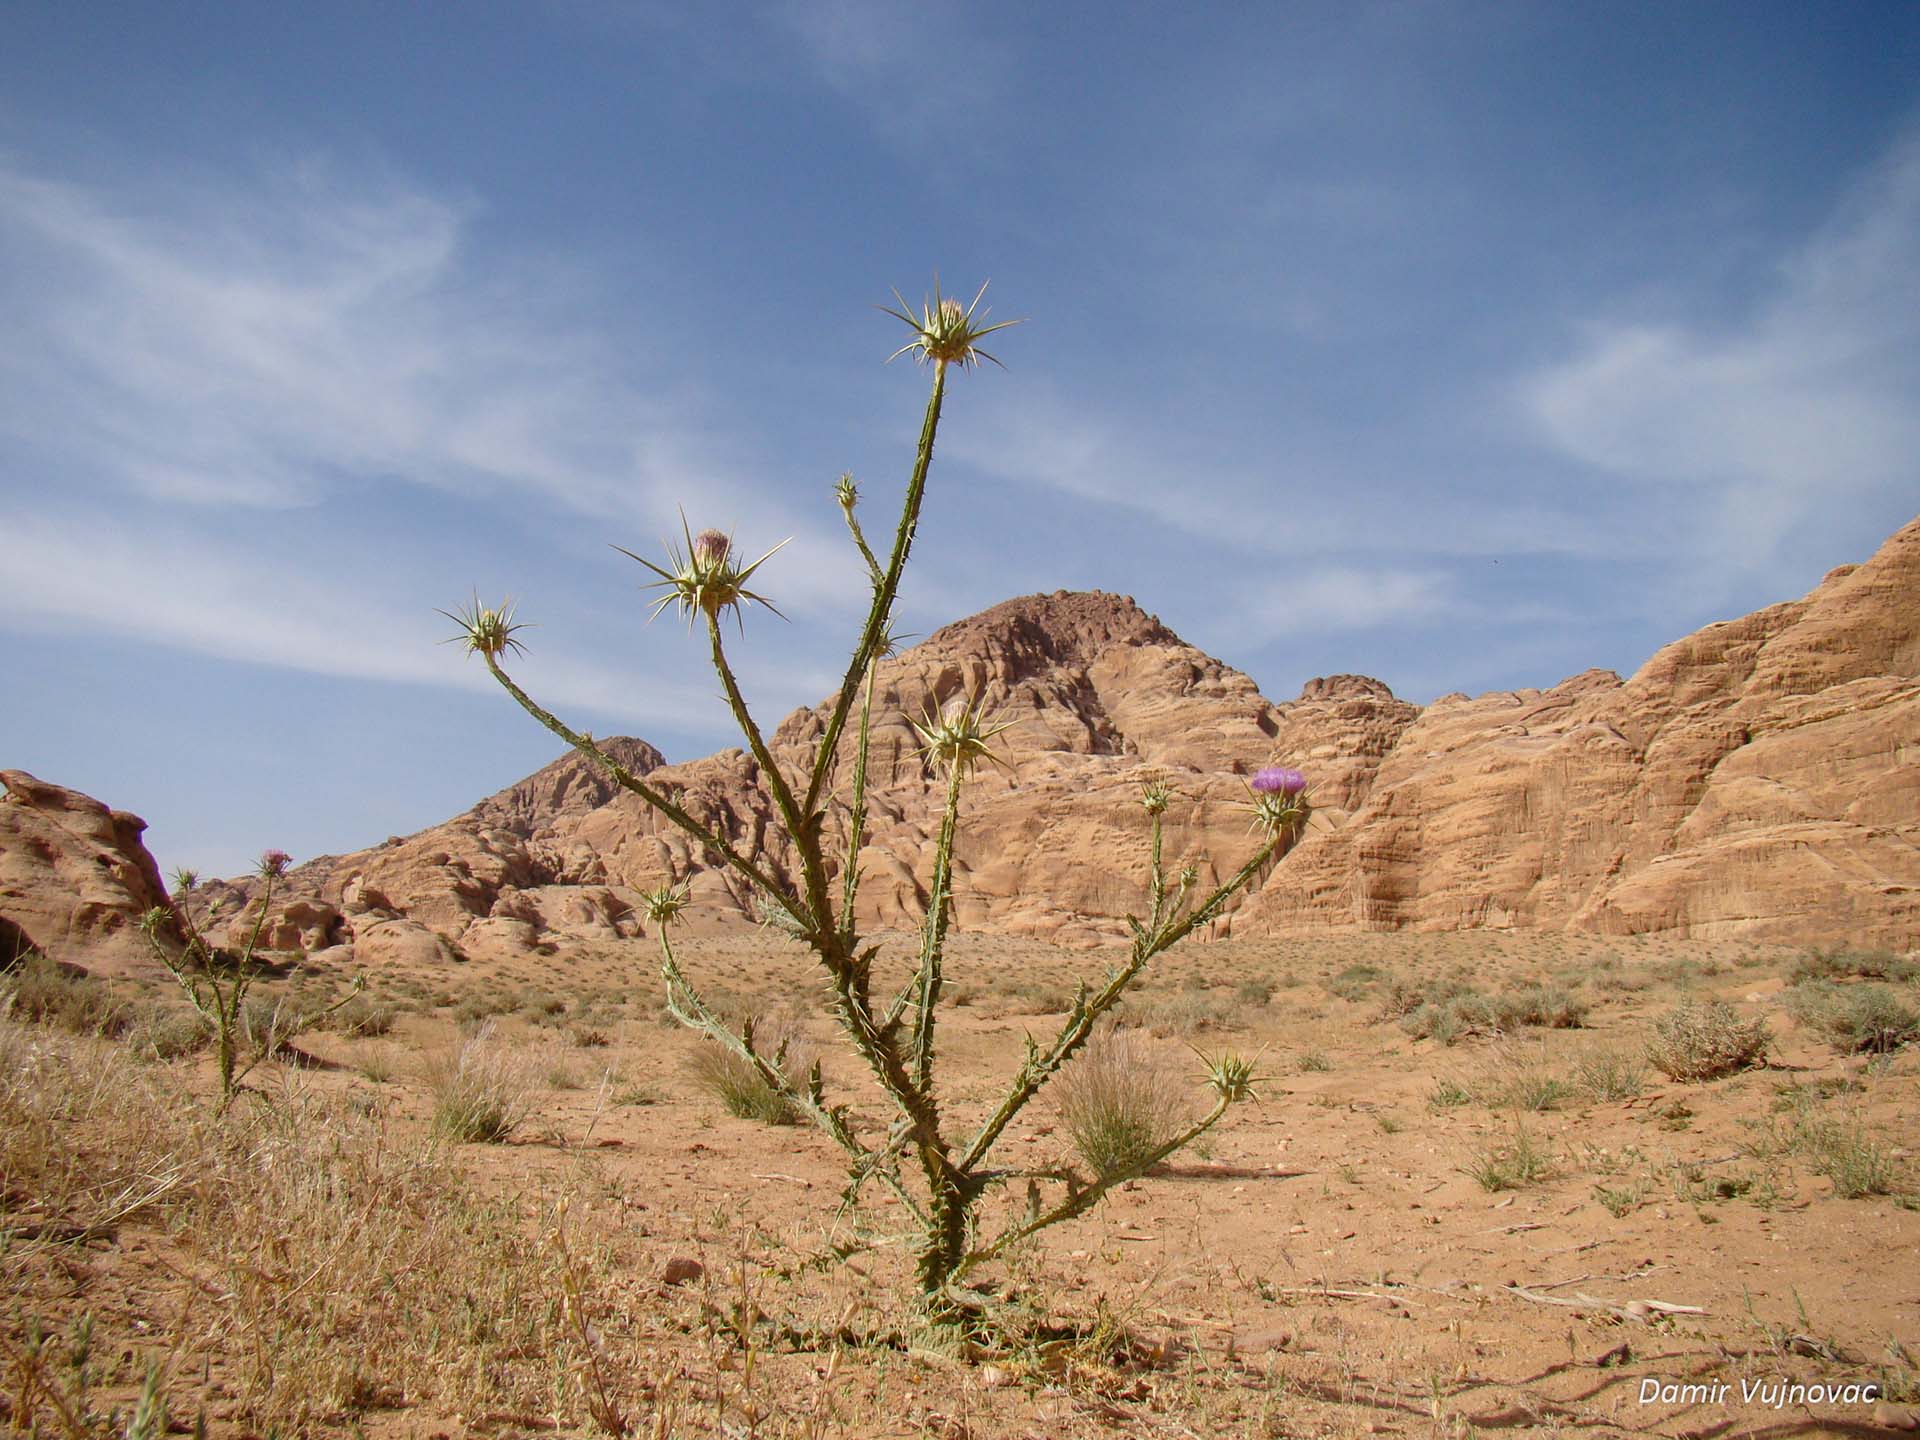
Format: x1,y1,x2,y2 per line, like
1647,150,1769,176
4,928,1916,1438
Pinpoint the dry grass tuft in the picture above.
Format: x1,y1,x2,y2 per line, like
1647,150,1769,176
424,1023,536,1142
1051,1024,1192,1177
683,1012,813,1125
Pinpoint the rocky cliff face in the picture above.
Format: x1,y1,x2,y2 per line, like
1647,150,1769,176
205,592,1402,955
1243,518,1920,946
7,518,1916,970
0,771,175,973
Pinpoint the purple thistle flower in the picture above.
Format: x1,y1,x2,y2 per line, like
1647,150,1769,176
692,529,731,568
258,849,292,880
1251,766,1307,796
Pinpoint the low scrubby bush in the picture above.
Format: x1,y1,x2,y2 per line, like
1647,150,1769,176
1,953,131,1037
1788,947,1918,985
1787,981,1918,1054
1646,1000,1769,1081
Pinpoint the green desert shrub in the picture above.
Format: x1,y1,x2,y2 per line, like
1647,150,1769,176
1052,1025,1191,1178
1787,981,1918,1054
1645,1000,1769,1081
1573,1043,1648,1101
1788,947,1918,985
1,953,131,1037
133,1006,212,1061
331,994,398,1038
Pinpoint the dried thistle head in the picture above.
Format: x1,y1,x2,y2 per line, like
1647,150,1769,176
910,694,1014,779
641,882,692,927
439,592,533,662
617,514,789,631
1140,777,1172,816
881,278,1021,370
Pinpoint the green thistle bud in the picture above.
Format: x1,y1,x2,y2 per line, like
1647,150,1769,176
1199,1050,1262,1104
1140,778,1171,816
438,593,533,661
880,279,1022,370
616,514,789,632
910,695,1015,779
834,473,860,511
641,882,692,926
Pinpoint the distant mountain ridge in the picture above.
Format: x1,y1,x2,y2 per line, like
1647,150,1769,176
5,517,1915,971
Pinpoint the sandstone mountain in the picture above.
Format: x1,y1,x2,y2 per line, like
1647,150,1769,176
189,591,1399,959
1244,517,1920,946
0,770,176,972
6,517,1916,970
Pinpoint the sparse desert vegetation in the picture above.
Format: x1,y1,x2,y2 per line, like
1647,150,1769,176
3,929,1915,1436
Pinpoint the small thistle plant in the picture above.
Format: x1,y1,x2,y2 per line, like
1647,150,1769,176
451,281,1313,1331
141,851,361,1113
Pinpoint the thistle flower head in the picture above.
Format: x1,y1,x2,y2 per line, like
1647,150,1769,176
691,528,731,567
1251,766,1307,796
641,881,692,927
139,906,172,936
910,694,1015,779
834,473,859,511
1246,765,1312,840
258,849,292,881
169,866,200,897
880,278,1021,370
1197,1048,1263,1104
438,592,533,661
617,513,790,632
1140,778,1172,816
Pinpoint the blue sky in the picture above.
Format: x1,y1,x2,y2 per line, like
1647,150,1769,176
4,2,1917,878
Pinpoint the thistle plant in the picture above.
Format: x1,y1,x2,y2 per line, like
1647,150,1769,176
140,851,362,1113
451,281,1313,1332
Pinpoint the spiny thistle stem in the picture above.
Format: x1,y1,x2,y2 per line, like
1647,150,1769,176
957,828,1285,1175
909,760,968,1095
703,609,829,936
960,1093,1234,1277
836,473,884,587
655,920,928,1224
804,360,947,823
838,651,882,947
482,652,813,936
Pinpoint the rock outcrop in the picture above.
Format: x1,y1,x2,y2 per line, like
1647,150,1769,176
8,516,1917,968
1243,518,1920,947
0,771,175,974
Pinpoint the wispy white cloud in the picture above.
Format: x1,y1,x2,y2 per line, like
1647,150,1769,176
0,157,871,711
0,158,706,518
947,384,1611,563
1519,130,1920,567
0,511,749,729
769,0,1012,145
1240,565,1456,633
